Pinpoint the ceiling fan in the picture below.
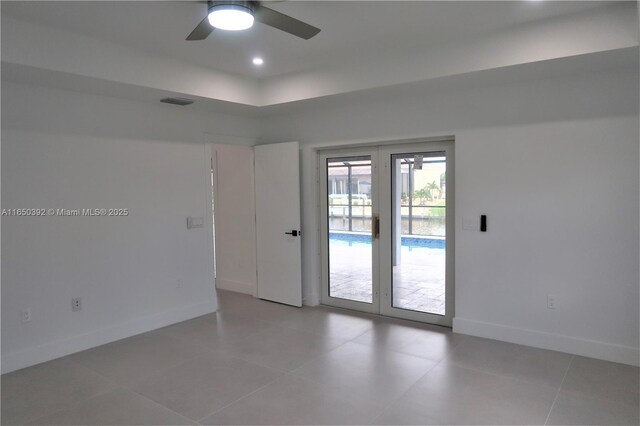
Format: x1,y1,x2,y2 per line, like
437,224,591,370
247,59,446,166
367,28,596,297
186,1,321,41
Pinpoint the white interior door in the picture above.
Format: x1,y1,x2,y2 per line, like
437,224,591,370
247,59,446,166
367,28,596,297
254,141,302,307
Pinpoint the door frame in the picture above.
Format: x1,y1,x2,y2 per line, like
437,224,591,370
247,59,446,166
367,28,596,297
319,148,381,314
206,143,217,300
317,139,455,326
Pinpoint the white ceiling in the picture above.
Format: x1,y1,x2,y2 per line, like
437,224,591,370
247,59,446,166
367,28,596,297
2,0,637,111
1,1,611,79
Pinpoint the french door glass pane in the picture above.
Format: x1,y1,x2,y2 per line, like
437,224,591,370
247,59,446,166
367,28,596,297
327,156,373,303
391,152,446,315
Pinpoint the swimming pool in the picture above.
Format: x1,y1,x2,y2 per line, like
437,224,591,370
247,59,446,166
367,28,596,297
329,231,445,249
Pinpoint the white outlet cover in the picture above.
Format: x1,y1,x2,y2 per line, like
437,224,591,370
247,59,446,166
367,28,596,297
21,308,32,322
72,298,82,311
547,294,557,309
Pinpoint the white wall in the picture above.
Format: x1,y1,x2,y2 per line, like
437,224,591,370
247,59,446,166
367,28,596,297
211,144,257,296
260,68,640,365
1,81,260,373
2,64,637,373
2,15,261,106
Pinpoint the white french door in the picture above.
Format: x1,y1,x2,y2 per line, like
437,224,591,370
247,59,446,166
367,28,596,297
319,148,380,314
319,140,454,326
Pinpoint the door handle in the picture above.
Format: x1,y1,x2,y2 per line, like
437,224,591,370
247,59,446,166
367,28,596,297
373,215,380,240
285,230,300,237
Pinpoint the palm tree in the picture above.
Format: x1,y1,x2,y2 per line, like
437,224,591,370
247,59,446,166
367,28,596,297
413,186,431,204
427,181,441,200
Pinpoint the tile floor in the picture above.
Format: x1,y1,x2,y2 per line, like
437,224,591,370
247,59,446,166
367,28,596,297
329,239,446,314
2,290,638,425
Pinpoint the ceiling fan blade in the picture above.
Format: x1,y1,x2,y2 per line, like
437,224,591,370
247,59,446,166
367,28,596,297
254,5,320,40
186,16,214,41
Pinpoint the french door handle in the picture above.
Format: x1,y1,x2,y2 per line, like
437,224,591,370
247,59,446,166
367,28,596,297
373,215,380,240
285,230,300,237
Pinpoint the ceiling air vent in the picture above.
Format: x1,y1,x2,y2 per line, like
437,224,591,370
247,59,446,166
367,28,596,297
160,97,195,106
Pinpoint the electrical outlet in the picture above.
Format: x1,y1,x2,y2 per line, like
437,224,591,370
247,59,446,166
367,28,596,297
547,294,556,309
21,308,32,323
72,297,82,312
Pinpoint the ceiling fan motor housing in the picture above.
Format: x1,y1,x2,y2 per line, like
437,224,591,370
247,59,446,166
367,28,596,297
208,1,256,15
188,0,320,41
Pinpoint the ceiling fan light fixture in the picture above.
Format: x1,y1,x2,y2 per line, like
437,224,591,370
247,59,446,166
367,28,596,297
208,3,254,31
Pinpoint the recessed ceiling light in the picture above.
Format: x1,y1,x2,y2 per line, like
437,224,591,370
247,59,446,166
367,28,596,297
252,57,264,66
208,3,254,31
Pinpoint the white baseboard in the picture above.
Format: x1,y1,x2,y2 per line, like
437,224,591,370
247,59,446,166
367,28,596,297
2,301,216,374
453,317,639,367
216,277,256,296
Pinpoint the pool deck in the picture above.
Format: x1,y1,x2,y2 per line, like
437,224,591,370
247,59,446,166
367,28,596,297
329,238,446,315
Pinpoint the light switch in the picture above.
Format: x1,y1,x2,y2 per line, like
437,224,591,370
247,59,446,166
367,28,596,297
462,216,480,231
187,216,205,229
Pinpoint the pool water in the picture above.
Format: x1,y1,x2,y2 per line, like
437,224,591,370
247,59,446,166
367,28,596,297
329,231,445,249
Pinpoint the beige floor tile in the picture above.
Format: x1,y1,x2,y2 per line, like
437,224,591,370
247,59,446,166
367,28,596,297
354,320,465,361
155,311,273,352
199,375,380,425
221,324,347,372
377,363,557,425
373,408,440,425
291,341,437,405
561,355,639,406
130,351,283,421
69,331,207,385
547,391,639,425
27,388,195,425
448,336,572,387
216,291,301,324
4,290,637,426
214,289,257,311
276,306,376,340
1,357,116,425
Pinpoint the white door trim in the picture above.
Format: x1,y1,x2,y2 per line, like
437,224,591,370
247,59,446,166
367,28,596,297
205,143,217,304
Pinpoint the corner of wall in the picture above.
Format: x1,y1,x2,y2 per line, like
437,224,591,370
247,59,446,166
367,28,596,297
215,278,257,296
